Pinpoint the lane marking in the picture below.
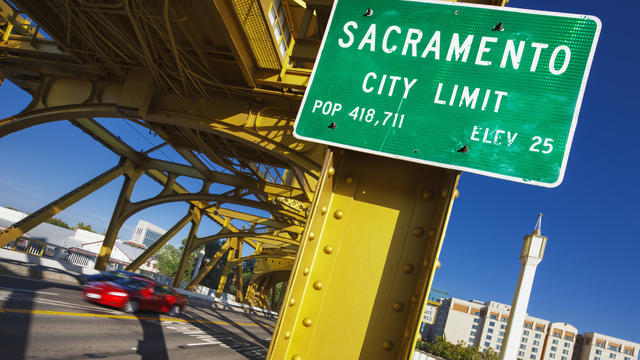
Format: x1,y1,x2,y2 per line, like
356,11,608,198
0,307,267,327
0,286,58,296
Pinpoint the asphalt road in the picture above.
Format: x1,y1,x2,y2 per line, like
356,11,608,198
0,273,277,360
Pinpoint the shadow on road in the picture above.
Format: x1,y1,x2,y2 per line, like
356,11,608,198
135,312,169,360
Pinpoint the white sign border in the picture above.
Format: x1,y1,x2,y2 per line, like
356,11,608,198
292,0,602,188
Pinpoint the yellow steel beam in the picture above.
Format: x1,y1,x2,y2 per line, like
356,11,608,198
173,208,202,287
0,161,131,248
95,167,142,270
267,150,460,360
216,248,235,297
186,238,233,291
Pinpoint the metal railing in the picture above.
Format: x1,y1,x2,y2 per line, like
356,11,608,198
3,237,94,267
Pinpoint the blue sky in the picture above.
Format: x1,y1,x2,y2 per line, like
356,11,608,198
0,0,638,344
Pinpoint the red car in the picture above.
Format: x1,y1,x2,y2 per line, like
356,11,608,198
83,276,187,315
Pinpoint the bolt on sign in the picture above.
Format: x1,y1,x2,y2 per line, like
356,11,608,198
293,0,601,187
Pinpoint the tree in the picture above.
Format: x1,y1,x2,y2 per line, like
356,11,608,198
45,217,71,229
155,239,203,281
417,337,498,360
75,222,93,232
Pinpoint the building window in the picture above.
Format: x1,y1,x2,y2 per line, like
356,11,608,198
561,357,567,360
473,325,478,329
519,351,525,356
501,325,506,330
488,329,494,334
469,337,475,343
625,350,632,355
530,355,536,359
525,324,532,329
498,338,503,344
535,334,541,339
470,331,476,336
532,347,538,353
523,330,530,336
502,318,508,323
536,326,543,331
608,346,619,351
490,321,496,327
491,315,498,320
499,331,505,336
533,340,539,346
485,341,490,347
564,343,571,348
551,346,557,352
562,350,568,355
520,344,526,350
596,350,602,355
474,318,480,323
522,337,528,343
486,335,492,340
609,354,616,359
595,357,601,360
549,354,555,359
267,0,292,60
553,339,559,345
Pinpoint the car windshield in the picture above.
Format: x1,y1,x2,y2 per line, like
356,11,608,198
113,278,150,290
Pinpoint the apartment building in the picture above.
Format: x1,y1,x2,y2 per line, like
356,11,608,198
422,297,577,360
131,220,166,248
573,333,639,360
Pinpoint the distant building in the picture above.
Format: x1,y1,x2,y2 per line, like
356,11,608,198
130,220,166,248
422,297,578,360
0,206,157,274
573,333,639,360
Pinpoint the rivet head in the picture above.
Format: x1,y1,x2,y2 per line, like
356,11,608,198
410,296,417,304
393,302,404,312
302,317,313,327
303,268,310,275
289,298,296,306
324,246,334,254
344,176,353,184
454,189,460,198
284,331,291,339
308,232,315,240
292,355,301,360
441,189,448,197
321,206,328,215
382,341,393,351
403,264,414,274
327,167,335,176
428,229,435,238
333,210,343,219
412,227,424,237
422,190,433,200
313,281,323,290
436,260,441,269
404,330,411,338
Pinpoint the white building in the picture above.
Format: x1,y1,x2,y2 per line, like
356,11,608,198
131,220,166,248
574,333,639,360
422,297,577,360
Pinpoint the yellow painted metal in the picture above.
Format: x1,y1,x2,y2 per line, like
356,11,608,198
186,238,233,291
0,161,132,248
173,208,202,287
216,249,235,297
267,149,459,360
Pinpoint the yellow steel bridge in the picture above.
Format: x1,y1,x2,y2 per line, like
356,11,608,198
0,0,504,358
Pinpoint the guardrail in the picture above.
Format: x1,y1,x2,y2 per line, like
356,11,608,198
4,237,101,268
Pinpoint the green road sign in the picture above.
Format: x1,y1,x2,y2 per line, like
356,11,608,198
293,0,601,187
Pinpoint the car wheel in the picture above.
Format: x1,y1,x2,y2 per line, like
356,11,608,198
123,300,138,314
169,305,181,316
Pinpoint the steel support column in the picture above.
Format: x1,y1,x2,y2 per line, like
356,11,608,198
95,166,141,270
185,238,232,291
0,162,130,248
234,238,244,302
125,211,195,272
172,208,202,288
216,248,235,297
268,149,460,360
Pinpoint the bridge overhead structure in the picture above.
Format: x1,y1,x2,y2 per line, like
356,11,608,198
0,0,504,358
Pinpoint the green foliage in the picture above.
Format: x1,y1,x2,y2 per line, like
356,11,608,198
417,337,499,360
155,238,201,280
75,222,93,232
45,217,71,229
